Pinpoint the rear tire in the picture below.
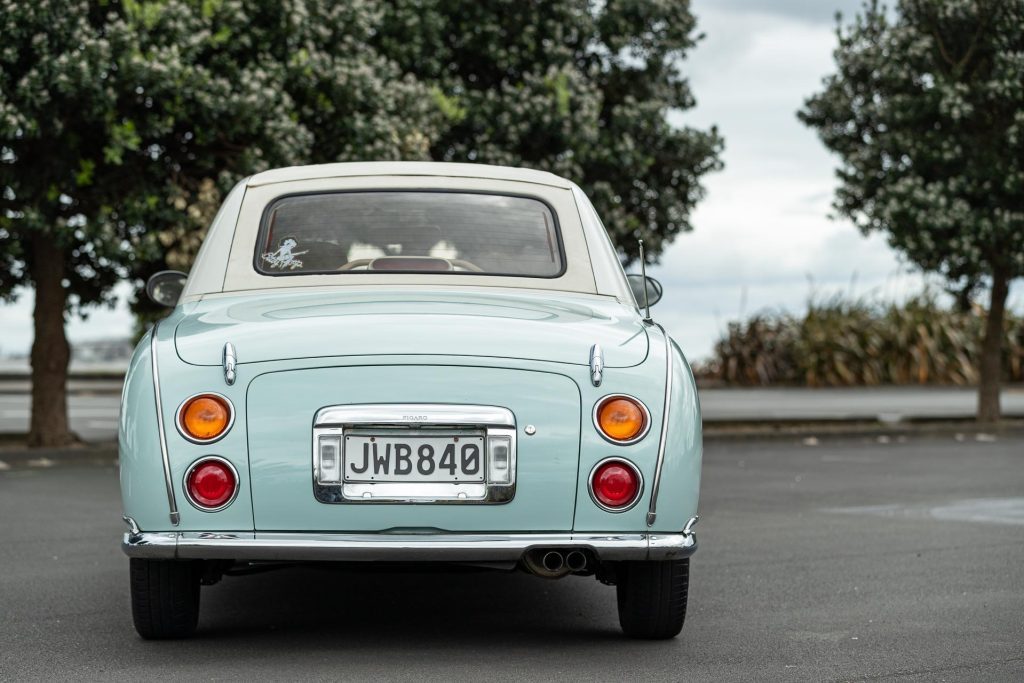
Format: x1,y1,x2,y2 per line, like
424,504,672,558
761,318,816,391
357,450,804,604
130,558,202,639
616,558,689,639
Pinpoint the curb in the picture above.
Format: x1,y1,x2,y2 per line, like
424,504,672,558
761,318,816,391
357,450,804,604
704,418,1024,442
0,442,118,470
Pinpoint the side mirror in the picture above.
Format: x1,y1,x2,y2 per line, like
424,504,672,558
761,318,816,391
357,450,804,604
146,270,188,308
626,274,663,308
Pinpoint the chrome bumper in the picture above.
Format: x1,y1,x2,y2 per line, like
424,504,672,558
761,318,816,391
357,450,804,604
122,530,697,562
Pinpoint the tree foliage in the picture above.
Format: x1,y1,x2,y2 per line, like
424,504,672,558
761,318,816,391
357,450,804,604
1,0,720,445
0,0,439,444
800,0,1024,288
799,0,1024,420
375,0,722,264
1,0,443,299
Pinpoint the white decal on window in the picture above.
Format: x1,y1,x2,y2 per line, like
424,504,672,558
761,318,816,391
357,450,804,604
262,238,308,270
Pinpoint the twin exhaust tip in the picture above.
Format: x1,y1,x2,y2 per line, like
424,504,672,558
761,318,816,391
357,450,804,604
526,549,589,577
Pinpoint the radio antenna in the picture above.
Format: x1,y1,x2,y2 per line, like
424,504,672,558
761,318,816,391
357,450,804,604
638,239,653,324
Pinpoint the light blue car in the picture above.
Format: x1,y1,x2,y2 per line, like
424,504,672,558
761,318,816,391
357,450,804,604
122,162,702,639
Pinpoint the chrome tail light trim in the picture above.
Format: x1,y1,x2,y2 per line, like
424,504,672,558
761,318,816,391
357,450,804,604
592,393,652,445
587,457,645,513
181,455,241,513
173,392,236,445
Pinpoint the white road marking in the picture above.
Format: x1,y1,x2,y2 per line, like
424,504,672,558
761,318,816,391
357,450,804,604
26,458,56,468
826,497,1024,526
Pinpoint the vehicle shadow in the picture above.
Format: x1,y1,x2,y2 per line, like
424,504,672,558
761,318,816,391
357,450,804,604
195,564,627,647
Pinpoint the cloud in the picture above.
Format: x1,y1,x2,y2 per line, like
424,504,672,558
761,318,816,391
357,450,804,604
699,0,865,26
649,1,938,358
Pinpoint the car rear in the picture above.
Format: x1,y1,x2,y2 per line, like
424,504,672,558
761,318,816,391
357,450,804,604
119,163,701,640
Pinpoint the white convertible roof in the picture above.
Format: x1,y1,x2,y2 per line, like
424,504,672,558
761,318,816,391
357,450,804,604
181,162,636,305
246,161,574,189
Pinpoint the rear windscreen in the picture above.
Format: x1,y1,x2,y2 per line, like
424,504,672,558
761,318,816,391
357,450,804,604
255,191,564,278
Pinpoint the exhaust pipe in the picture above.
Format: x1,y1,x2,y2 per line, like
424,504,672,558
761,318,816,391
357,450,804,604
540,552,565,573
565,550,588,572
542,551,564,572
522,549,571,579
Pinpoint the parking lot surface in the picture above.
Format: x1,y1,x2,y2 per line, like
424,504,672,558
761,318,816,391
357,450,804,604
1,434,1022,681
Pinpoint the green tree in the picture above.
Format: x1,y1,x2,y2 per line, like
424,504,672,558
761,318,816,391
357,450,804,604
0,0,437,446
3,0,719,447
799,0,1024,421
374,0,723,264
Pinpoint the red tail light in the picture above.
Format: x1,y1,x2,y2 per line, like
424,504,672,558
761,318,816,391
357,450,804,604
589,459,642,511
184,457,238,510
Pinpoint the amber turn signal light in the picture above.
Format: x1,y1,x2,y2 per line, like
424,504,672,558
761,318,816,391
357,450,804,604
594,395,649,443
178,394,232,442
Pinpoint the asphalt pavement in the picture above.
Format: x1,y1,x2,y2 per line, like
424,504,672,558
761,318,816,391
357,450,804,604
1,434,1022,681
2,384,1024,444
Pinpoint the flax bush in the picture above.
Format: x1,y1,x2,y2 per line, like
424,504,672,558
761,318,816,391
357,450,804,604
710,293,1024,386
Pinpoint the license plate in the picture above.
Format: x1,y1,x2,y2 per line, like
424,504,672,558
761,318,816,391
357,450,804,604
343,432,486,483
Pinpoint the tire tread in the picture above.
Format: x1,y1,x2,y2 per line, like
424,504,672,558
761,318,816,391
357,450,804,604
130,558,201,639
616,558,688,639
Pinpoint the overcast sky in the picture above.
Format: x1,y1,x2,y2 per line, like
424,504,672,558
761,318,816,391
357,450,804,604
1,0,1017,361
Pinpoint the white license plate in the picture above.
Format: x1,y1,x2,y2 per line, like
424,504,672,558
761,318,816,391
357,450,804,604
343,433,486,483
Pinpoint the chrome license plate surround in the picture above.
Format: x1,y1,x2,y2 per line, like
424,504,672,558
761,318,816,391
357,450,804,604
312,404,517,504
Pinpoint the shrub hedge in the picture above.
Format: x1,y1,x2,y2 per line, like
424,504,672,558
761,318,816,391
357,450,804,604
706,293,1024,386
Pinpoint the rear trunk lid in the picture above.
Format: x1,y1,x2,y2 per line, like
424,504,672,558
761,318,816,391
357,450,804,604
174,288,647,368
246,364,581,532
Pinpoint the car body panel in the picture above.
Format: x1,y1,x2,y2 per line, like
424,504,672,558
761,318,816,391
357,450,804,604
570,330,702,532
121,328,699,536
118,331,173,532
173,288,649,368
247,365,581,531
119,162,702,563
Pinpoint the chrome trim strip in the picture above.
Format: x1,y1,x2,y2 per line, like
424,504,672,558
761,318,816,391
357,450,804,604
174,392,236,445
222,342,237,386
646,323,673,527
592,394,652,446
150,322,180,526
122,515,141,536
315,404,515,428
587,457,645,513
589,343,604,386
683,515,699,536
181,456,241,512
123,530,697,562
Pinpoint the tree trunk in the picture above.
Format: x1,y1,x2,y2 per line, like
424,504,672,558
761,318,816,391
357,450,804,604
977,268,1009,423
27,233,77,448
